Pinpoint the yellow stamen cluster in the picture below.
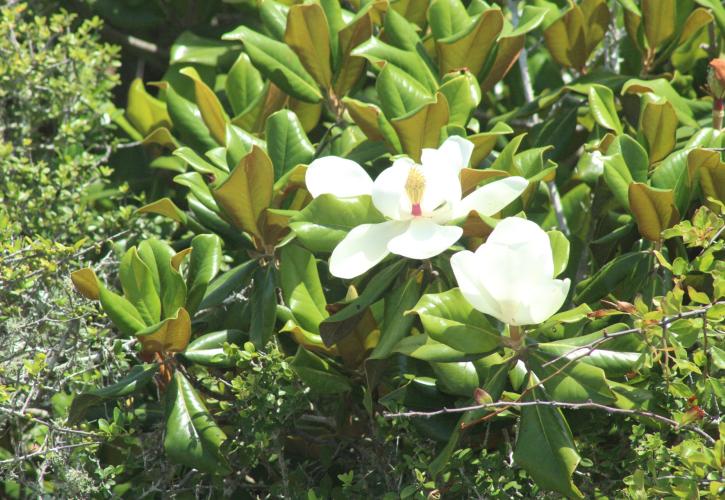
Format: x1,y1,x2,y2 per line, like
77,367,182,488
404,167,426,205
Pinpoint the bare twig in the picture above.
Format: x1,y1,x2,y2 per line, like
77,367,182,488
383,399,716,445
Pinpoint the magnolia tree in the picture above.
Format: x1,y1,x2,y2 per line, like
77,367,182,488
59,0,725,497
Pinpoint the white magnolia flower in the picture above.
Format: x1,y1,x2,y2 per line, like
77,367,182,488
450,217,570,325
305,136,528,279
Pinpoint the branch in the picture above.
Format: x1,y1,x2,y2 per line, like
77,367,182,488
383,399,716,445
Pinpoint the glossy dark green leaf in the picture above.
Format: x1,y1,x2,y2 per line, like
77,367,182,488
351,37,438,92
513,377,583,498
411,289,502,355
319,259,407,347
431,361,479,397
225,53,265,117
162,77,219,152
182,330,246,368
186,235,223,315
428,0,471,39
279,244,328,333
164,372,230,474
199,260,256,310
170,31,238,67
527,350,616,404
392,334,472,362
588,85,622,134
376,63,433,119
369,272,423,359
290,346,351,394
99,286,146,335
223,26,322,103
69,364,158,424
265,110,315,178
250,263,278,347
575,251,651,303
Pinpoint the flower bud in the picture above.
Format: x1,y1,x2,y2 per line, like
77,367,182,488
708,58,725,99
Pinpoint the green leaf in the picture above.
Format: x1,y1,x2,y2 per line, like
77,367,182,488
351,37,438,92
125,78,170,135
174,146,227,177
547,230,570,277
164,372,230,475
537,325,643,376
431,361,480,397
250,263,277,347
369,272,422,359
284,2,332,87
376,63,433,119
291,346,351,394
279,244,328,333
513,377,583,498
628,183,680,242
98,286,147,335
468,122,513,166
622,79,699,128
160,78,218,152
642,0,676,49
223,26,322,103
186,235,223,315
333,12,373,96
225,53,264,117
650,147,693,215
182,330,246,368
200,260,256,310
69,364,158,424
289,194,386,253
137,240,187,319
265,110,315,178
574,251,651,303
119,247,161,325
391,93,449,162
211,145,274,238
170,31,238,67
588,85,622,134
411,289,502,354
435,8,504,76
393,334,471,362
428,0,471,39
259,0,289,40
319,260,407,347
640,94,677,164
695,0,725,35
179,67,229,146
527,350,616,404
439,72,481,128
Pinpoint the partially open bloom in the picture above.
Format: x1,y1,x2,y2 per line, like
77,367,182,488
306,137,528,279
450,217,570,326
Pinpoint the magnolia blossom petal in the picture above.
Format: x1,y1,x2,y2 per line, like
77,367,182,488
329,220,409,279
485,216,554,278
523,278,571,325
452,176,528,219
372,157,415,220
306,156,373,198
387,218,462,260
419,161,463,216
450,250,502,318
421,135,474,173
